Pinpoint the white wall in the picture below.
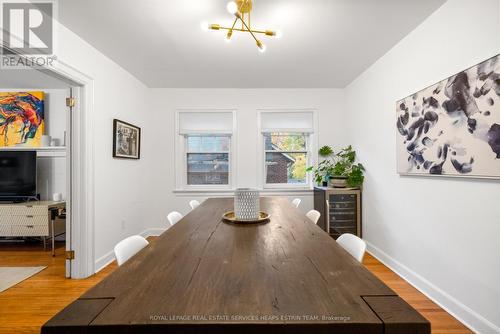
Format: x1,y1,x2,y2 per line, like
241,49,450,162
51,23,154,270
148,89,346,226
43,89,69,146
344,0,500,332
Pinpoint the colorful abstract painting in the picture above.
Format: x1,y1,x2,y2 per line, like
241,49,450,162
396,54,500,179
0,91,45,147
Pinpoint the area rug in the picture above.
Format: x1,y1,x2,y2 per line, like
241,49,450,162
0,266,46,293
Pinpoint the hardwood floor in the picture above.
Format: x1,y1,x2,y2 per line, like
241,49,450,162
0,241,115,334
0,239,472,334
363,254,472,334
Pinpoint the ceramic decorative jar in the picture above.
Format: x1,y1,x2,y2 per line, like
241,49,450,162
234,188,260,220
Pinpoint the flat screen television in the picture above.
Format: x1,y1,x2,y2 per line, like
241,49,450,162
0,150,37,200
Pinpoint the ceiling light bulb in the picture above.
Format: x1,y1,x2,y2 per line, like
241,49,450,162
256,40,266,53
275,30,283,39
200,21,209,32
226,1,238,15
225,30,233,42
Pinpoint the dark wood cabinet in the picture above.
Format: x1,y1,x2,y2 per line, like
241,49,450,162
314,187,362,239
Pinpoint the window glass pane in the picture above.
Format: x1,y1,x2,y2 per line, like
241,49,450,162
187,136,201,151
200,136,215,151
265,152,307,184
264,133,307,151
187,136,230,152
215,137,230,151
187,153,229,185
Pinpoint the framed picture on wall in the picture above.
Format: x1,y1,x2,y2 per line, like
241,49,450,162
113,119,141,159
0,91,45,147
396,53,500,179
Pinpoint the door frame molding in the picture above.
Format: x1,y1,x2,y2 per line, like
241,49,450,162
49,59,95,278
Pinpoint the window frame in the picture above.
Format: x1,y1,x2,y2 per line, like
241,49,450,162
258,109,318,190
185,135,231,187
264,133,310,187
175,109,237,191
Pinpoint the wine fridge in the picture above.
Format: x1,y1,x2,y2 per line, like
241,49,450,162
313,187,361,239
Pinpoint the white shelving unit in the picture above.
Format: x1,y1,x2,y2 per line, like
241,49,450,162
0,146,67,157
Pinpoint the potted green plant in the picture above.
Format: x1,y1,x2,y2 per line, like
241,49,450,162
306,145,334,186
307,145,365,188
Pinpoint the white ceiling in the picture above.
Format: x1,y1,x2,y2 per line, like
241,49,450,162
58,0,446,88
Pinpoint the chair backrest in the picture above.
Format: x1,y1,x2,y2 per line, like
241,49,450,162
306,209,321,224
291,198,301,208
189,200,200,210
114,235,149,266
167,211,183,226
336,233,366,263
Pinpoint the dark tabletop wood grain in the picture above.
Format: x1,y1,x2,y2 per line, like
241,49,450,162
42,197,429,334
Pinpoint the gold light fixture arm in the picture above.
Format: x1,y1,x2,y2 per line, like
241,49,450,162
235,12,258,43
230,18,238,31
214,26,274,35
227,17,238,40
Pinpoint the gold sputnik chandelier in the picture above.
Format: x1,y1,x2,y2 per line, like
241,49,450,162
202,0,281,53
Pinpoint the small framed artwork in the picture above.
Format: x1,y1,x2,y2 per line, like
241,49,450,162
113,119,141,159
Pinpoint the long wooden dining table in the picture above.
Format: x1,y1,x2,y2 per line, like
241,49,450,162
42,197,430,334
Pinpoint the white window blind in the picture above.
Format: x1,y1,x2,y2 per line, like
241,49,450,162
260,111,314,133
178,111,233,135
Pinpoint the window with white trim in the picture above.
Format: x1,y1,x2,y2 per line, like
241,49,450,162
186,135,230,185
264,133,309,185
260,111,315,188
176,110,235,189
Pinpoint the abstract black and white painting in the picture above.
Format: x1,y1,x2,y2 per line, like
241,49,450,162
396,54,500,178
113,119,141,159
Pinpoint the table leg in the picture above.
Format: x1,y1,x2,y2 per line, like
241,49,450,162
43,236,46,251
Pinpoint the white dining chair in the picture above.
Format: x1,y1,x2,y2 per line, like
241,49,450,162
337,233,366,263
114,235,149,266
167,211,183,226
291,198,301,208
189,200,200,210
306,209,321,224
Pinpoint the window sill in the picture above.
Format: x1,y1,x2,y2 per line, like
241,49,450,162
173,188,314,197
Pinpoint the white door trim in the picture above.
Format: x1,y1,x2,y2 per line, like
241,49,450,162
43,60,95,279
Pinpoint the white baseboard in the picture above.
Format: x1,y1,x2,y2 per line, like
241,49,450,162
367,242,500,334
140,227,168,238
94,227,168,273
94,250,115,273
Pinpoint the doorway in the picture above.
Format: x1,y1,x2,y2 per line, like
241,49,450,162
0,59,94,279
0,70,73,277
